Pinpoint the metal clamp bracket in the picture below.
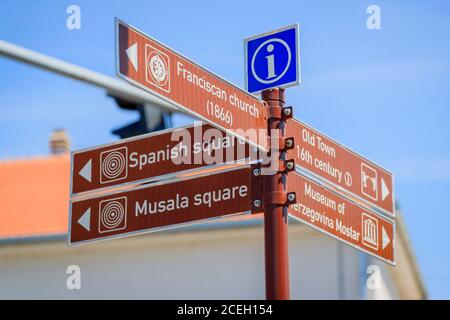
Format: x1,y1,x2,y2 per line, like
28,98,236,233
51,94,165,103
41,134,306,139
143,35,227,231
263,191,297,207
251,164,265,213
267,106,293,120
269,137,295,151
282,159,296,174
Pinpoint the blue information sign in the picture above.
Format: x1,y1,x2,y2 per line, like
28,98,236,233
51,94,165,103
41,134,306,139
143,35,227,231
244,24,300,94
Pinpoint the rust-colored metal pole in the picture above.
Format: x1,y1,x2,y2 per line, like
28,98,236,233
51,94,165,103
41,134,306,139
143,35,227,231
262,88,290,300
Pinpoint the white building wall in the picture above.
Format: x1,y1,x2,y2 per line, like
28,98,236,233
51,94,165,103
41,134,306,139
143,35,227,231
0,223,398,299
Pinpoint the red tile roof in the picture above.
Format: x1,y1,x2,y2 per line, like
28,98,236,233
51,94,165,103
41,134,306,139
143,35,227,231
0,154,70,239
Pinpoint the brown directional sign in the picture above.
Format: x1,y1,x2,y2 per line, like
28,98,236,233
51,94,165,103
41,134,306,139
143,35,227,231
116,19,268,151
71,123,254,195
69,165,262,244
288,171,395,265
287,118,394,217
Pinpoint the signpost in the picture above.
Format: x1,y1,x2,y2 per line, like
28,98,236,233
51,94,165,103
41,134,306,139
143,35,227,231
287,118,394,217
66,19,397,300
244,24,300,93
116,19,268,151
260,88,293,300
243,24,302,299
71,123,253,195
69,165,263,245
288,171,395,265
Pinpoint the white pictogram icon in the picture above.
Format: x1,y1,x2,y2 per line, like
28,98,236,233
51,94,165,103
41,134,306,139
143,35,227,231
362,213,379,250
265,44,276,79
98,197,127,233
145,44,170,93
251,38,291,84
344,172,352,187
100,147,128,184
361,163,378,201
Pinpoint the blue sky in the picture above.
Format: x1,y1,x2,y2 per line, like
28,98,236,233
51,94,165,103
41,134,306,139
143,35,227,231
1,0,450,298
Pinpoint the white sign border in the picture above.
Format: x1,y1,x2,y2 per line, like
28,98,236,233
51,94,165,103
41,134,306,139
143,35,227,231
244,23,301,94
114,18,268,152
68,164,254,246
288,171,396,266
291,117,395,219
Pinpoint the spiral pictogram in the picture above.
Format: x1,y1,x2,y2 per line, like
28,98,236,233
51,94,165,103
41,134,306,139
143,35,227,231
101,150,126,180
100,200,125,230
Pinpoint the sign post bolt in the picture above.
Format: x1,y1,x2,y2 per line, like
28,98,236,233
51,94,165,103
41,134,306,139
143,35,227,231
262,88,290,300
286,161,294,171
285,138,294,149
288,193,296,202
283,107,292,117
